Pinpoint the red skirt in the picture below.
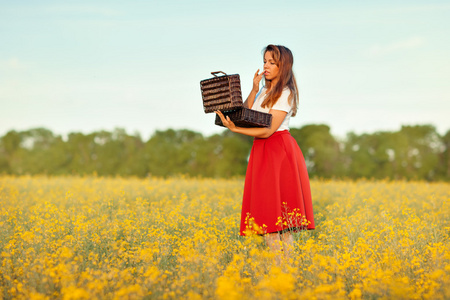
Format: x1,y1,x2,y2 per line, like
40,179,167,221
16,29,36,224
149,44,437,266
240,130,315,235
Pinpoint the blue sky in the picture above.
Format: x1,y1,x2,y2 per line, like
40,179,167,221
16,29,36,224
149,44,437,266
1,0,449,139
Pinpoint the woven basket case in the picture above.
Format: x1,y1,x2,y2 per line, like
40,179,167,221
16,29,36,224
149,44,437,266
215,107,272,128
200,71,243,113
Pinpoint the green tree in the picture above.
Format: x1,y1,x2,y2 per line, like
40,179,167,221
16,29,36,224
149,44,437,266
0,130,22,173
394,125,441,180
214,131,252,177
342,125,441,180
343,132,378,179
66,132,97,175
438,130,450,180
290,124,341,178
6,128,70,175
189,134,221,177
144,129,204,177
115,130,147,177
0,125,448,180
343,131,403,180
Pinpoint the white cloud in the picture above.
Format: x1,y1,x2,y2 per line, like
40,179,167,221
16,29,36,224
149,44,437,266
367,37,424,57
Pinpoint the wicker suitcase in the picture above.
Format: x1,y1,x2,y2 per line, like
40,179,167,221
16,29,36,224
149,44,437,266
200,71,243,113
215,107,272,128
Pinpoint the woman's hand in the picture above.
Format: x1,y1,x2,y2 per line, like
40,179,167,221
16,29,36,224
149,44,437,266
215,111,237,132
252,69,264,93
244,69,264,109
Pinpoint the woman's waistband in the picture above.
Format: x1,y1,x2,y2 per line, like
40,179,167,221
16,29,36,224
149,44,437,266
254,130,290,140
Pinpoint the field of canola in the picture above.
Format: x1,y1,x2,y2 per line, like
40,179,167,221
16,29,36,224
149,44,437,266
1,175,449,299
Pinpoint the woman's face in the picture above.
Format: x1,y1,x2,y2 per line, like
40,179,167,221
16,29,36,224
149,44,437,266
263,51,279,81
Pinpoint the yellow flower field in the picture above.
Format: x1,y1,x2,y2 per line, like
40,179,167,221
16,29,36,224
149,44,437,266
1,175,449,299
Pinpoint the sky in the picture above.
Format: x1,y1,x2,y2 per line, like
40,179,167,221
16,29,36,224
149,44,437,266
1,0,449,140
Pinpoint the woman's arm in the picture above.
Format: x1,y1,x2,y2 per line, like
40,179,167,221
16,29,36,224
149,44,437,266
243,69,265,109
215,109,287,139
243,90,258,109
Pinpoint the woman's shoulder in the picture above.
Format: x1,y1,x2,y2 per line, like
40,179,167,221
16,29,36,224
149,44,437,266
279,87,292,100
282,86,291,94
271,87,292,112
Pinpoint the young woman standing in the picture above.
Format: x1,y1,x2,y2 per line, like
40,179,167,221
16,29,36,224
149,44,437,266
216,44,315,258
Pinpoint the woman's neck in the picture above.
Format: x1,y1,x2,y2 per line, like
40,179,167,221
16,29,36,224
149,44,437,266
265,78,279,92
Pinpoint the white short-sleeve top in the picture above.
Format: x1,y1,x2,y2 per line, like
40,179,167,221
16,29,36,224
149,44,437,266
251,86,293,132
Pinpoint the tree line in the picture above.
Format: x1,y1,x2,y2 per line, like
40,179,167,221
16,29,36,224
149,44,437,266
0,124,449,181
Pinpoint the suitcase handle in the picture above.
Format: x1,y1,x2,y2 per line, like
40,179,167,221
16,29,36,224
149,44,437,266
211,71,227,77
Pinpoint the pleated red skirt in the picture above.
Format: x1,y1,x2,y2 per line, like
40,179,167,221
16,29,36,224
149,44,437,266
240,130,315,236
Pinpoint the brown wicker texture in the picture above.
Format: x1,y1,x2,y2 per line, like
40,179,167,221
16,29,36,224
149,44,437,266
200,71,243,113
215,108,272,128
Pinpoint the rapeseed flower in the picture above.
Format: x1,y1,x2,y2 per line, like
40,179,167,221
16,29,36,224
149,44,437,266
0,176,449,299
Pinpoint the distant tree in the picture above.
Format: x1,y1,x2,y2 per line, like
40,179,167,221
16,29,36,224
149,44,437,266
439,130,450,180
343,131,407,179
89,129,134,176
290,124,341,178
144,129,204,177
189,133,222,177
5,128,70,175
0,125,448,180
66,132,97,175
214,131,252,177
343,125,441,180
0,130,22,173
395,125,442,180
343,132,378,179
1,130,21,156
115,130,147,177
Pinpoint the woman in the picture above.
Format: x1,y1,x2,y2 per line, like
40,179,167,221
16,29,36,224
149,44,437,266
216,44,315,257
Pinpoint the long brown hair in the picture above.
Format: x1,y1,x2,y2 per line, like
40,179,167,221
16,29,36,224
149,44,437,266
261,45,299,116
